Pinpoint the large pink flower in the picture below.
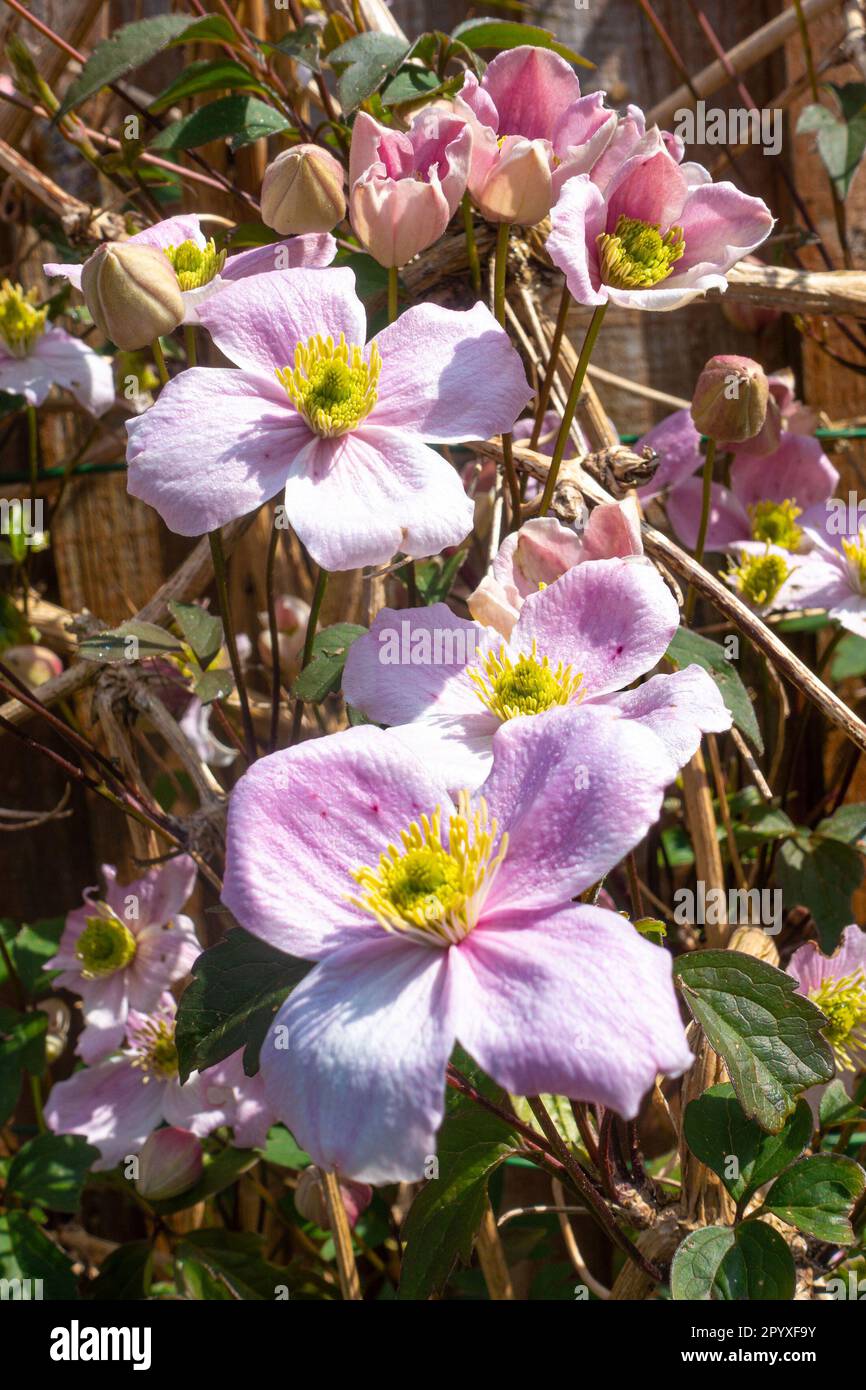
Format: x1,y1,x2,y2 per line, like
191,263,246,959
344,556,730,790
455,47,616,223
48,857,200,1063
221,717,693,1183
547,128,773,311
45,994,274,1169
126,266,531,569
0,280,113,415
349,109,472,267
44,213,336,324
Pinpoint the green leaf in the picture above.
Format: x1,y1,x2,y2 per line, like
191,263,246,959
380,67,445,108
193,668,234,705
175,927,311,1083
670,1222,795,1300
683,1083,812,1206
674,950,834,1132
398,1095,518,1300
819,1078,865,1128
763,1154,865,1242
175,1229,289,1301
777,832,864,953
328,33,411,112
168,600,223,668
257,24,321,73
57,15,199,118
7,917,64,997
450,19,592,68
168,16,239,49
0,1210,77,1298
263,1125,309,1170
832,632,866,680
89,1241,153,1300
0,1008,47,1125
150,59,272,113
666,628,763,753
149,1146,260,1216
798,84,866,199
6,1134,98,1212
78,620,183,663
150,95,291,152
816,801,866,847
292,622,366,702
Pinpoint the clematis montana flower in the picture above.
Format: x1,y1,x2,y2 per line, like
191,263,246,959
48,857,200,1063
0,279,114,414
787,925,866,1108
44,213,336,324
44,994,274,1169
546,128,773,311
776,522,866,637
468,501,643,637
349,109,472,267
221,717,694,1183
344,555,730,791
455,46,616,224
589,104,684,194
126,266,531,570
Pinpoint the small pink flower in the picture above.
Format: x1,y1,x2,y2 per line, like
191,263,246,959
44,993,274,1169
222,717,693,1182
0,280,113,415
126,267,531,571
349,109,471,267
344,555,729,791
44,213,336,325
787,925,866,1110
547,129,773,311
780,521,866,637
48,857,200,1063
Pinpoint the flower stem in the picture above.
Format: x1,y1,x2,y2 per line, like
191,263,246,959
462,192,481,296
493,222,522,530
265,519,281,754
321,1169,362,1300
538,302,607,517
530,281,571,449
152,337,169,387
184,323,197,368
683,435,717,624
387,265,399,325
23,402,39,620
290,565,329,746
29,1072,47,1135
208,528,257,761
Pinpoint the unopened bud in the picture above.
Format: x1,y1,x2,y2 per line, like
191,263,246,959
81,242,184,349
135,1127,203,1201
261,145,346,235
3,644,63,687
294,1165,372,1229
690,354,769,443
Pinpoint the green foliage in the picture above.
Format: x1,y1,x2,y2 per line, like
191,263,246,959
666,628,763,753
328,34,411,112
57,15,200,118
293,622,366,702
150,95,292,152
671,1222,795,1301
5,1134,98,1213
450,18,592,68
763,1154,865,1243
798,84,866,199
684,1084,813,1209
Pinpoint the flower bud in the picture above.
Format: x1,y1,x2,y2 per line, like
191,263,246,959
257,593,310,669
81,242,184,349
36,996,70,1063
474,137,552,225
135,1127,203,1201
294,1165,373,1230
261,145,346,235
690,354,770,444
3,644,63,687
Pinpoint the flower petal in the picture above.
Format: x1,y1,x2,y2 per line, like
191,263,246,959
547,175,608,306
220,233,337,281
636,407,702,500
731,434,839,512
76,972,129,1064
480,47,583,141
677,180,774,277
29,329,115,415
128,916,200,1013
44,1057,165,1170
343,603,489,724
666,476,751,550
596,666,731,771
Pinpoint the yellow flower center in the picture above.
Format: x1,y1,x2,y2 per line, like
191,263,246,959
811,971,866,1073
841,530,866,595
470,640,583,722
163,237,226,292
131,1016,179,1081
728,551,790,608
750,498,803,550
597,215,685,290
276,333,381,437
349,792,507,947
0,279,48,358
75,910,137,978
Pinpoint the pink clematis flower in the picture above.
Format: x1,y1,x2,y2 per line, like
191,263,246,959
221,716,694,1183
44,994,274,1169
468,501,643,637
48,857,200,1063
126,266,531,570
787,925,866,1110
777,521,866,637
589,105,684,193
0,279,114,415
344,555,730,790
349,109,472,267
546,128,773,311
44,213,336,324
455,47,616,224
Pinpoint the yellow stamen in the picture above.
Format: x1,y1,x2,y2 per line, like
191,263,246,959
0,279,48,358
470,639,583,722
163,237,226,292
810,971,866,1073
276,333,381,437
597,215,685,290
728,551,790,608
349,792,507,946
75,908,137,978
841,529,866,595
750,498,803,550
130,1016,179,1081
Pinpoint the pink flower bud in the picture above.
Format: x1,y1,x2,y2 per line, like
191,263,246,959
81,242,184,350
257,594,310,668
472,136,553,225
3,644,62,687
135,1127,203,1201
294,1165,373,1229
690,354,770,443
261,144,346,235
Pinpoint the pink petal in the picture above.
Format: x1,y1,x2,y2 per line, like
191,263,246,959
29,329,115,415
451,905,692,1115
44,1056,165,1170
637,407,702,500
127,916,200,1013
552,93,617,194
676,180,774,277
731,434,839,512
350,174,451,268
104,854,197,927
581,495,644,560
372,301,532,442
130,215,205,253
788,924,866,996
596,666,731,770
666,476,751,551
480,47,583,141
605,145,689,235
76,972,129,1064
221,233,337,280
546,174,608,306
126,367,310,536
162,1070,236,1137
